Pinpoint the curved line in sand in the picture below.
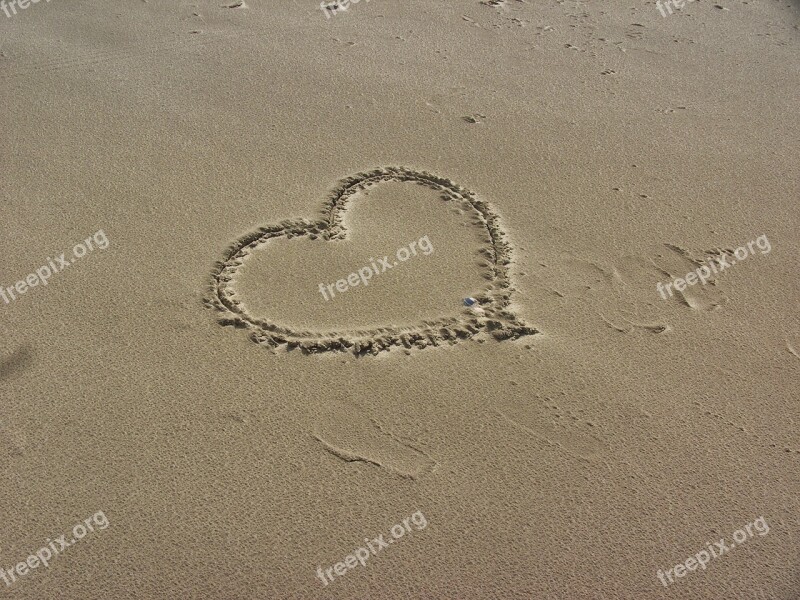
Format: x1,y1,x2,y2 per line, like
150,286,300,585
208,166,536,355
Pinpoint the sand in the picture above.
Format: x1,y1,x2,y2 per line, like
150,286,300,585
0,0,798,598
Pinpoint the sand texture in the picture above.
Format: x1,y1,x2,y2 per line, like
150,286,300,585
1,0,798,598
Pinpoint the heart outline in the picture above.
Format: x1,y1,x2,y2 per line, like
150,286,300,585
208,166,536,354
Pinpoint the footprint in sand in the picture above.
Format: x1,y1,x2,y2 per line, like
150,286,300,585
313,402,437,480
524,243,733,336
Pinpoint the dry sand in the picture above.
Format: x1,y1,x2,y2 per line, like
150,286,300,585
1,0,798,598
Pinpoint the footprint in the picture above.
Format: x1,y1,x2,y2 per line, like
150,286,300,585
529,244,728,314
313,403,437,480
208,167,536,355
650,244,729,310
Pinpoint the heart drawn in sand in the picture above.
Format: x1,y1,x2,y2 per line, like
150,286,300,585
207,167,536,355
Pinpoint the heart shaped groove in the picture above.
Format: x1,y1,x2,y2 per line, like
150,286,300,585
207,166,536,355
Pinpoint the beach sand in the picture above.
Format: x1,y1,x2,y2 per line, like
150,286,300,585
1,0,798,597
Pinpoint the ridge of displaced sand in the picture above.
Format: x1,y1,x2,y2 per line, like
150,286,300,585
207,166,536,355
